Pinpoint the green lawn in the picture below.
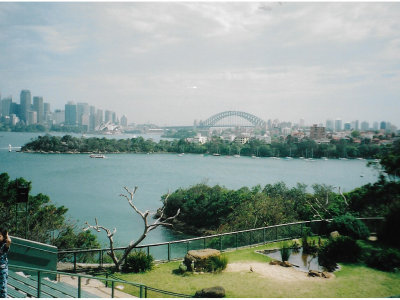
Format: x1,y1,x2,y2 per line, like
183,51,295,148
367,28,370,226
115,242,400,298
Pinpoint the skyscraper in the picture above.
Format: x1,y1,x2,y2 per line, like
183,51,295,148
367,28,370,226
65,102,77,125
33,96,44,124
44,102,51,123
20,90,31,122
361,121,369,131
77,102,89,126
105,110,112,123
120,115,128,127
344,122,351,131
373,121,379,131
326,119,334,131
1,97,12,117
334,119,342,132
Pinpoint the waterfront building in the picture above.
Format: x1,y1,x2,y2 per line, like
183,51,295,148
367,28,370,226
373,121,379,131
309,124,325,140
20,90,31,122
361,121,369,131
65,102,78,125
354,120,359,131
334,119,342,132
1,96,12,117
380,121,386,130
33,96,44,124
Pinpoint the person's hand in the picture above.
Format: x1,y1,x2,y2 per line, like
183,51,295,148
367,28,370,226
5,233,11,247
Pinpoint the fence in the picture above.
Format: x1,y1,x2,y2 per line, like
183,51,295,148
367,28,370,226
58,217,383,271
8,264,192,298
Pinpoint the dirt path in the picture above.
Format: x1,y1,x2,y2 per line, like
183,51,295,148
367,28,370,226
225,262,334,282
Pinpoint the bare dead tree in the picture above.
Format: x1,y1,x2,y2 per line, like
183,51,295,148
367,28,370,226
305,186,349,221
84,186,180,270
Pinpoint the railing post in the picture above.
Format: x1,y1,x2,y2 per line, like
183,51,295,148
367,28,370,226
111,281,115,298
236,232,238,249
147,246,150,256
145,286,148,298
263,228,266,244
37,271,42,298
140,285,144,298
78,276,82,298
105,273,109,288
74,252,77,273
167,243,171,261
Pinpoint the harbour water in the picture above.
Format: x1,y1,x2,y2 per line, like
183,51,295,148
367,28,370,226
0,132,381,246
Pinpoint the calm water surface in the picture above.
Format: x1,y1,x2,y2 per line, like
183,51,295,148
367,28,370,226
0,132,381,246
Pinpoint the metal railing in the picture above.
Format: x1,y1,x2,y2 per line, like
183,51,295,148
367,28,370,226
58,217,384,271
8,264,192,298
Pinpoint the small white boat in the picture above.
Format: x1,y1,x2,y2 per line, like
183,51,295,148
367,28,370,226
178,153,184,157
9,144,12,152
90,154,106,158
233,154,240,158
339,158,348,160
321,157,328,160
213,153,221,156
285,157,293,160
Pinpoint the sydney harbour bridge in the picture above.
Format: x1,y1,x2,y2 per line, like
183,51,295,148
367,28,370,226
163,111,267,130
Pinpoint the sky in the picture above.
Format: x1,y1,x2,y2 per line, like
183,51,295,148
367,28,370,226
0,2,399,127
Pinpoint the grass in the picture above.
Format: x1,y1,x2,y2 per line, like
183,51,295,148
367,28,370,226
114,241,400,298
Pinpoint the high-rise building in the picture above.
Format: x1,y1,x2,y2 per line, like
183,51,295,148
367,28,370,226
20,90,31,122
44,102,51,122
1,97,12,117
299,118,305,128
33,96,44,124
65,102,77,125
373,121,379,131
344,122,351,131
27,110,37,125
105,110,112,123
380,121,386,130
77,102,89,126
10,103,19,116
309,124,325,140
96,109,103,128
120,115,128,127
354,120,359,131
361,121,369,131
89,106,96,131
326,119,334,131
53,109,65,124
334,118,342,132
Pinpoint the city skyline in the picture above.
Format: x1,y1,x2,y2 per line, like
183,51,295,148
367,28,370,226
0,2,399,126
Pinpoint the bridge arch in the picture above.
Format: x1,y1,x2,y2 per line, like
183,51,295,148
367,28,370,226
199,111,266,128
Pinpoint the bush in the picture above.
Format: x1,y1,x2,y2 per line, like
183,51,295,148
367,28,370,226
329,214,370,240
365,248,400,272
122,251,154,273
318,236,362,271
378,200,400,248
207,255,228,272
302,235,318,255
280,243,291,261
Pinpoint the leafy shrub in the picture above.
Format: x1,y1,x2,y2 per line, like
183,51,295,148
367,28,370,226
280,246,291,261
318,236,362,271
122,251,154,273
378,200,400,248
302,235,318,255
329,214,370,240
365,248,400,272
207,255,228,272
